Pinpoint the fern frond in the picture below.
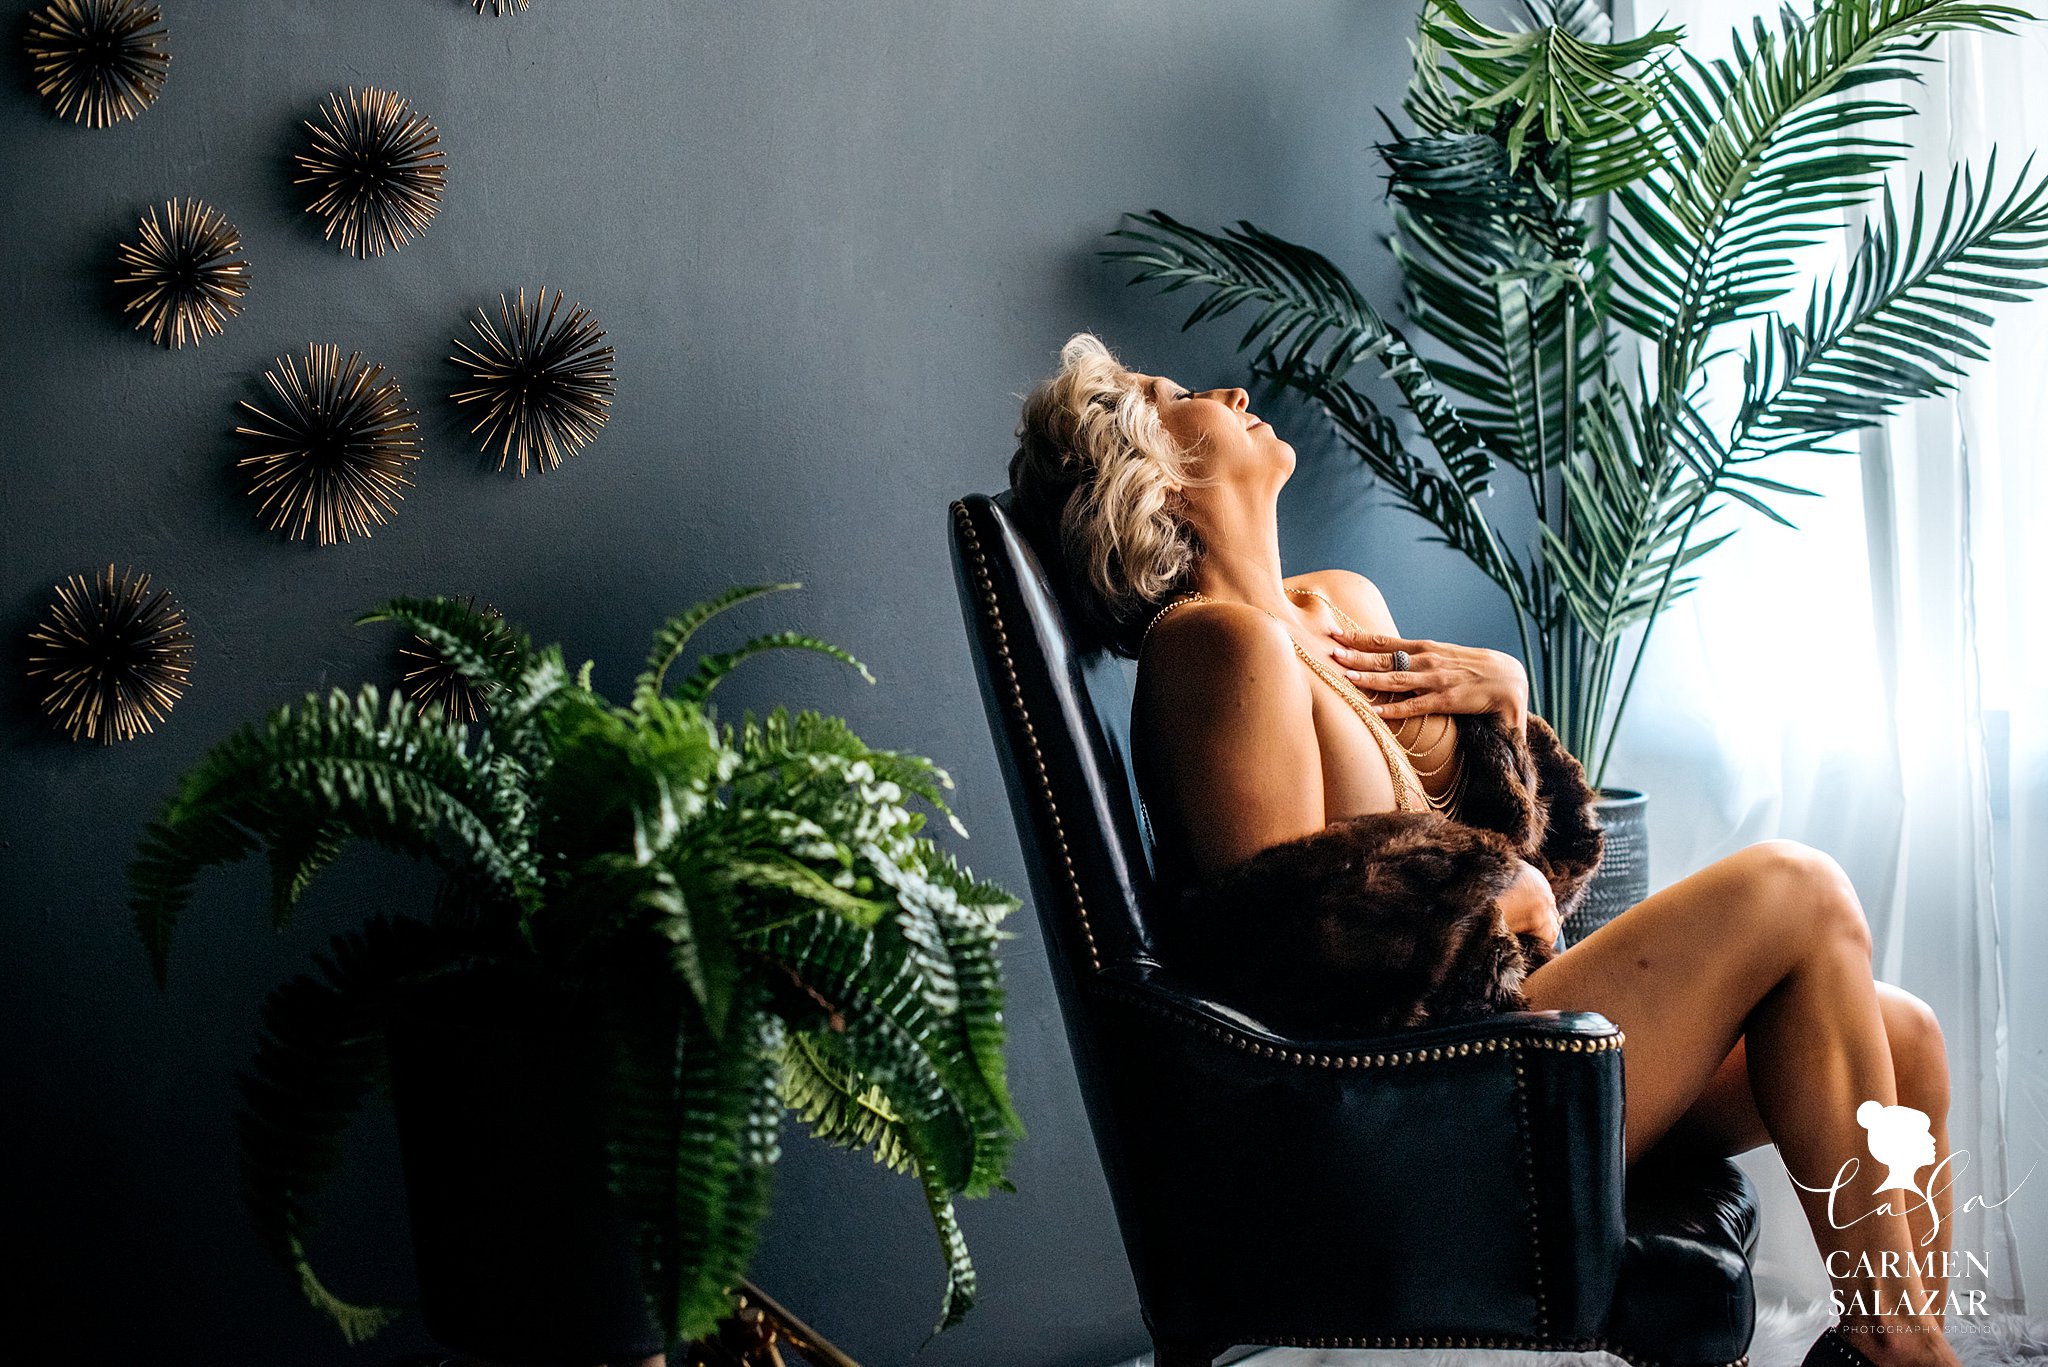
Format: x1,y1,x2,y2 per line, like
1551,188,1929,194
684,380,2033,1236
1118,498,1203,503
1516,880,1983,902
919,1171,977,1335
235,915,465,1343
671,631,874,706
356,596,532,712
732,706,969,839
635,583,803,709
660,999,784,1341
132,687,537,985
490,645,584,773
779,1031,917,1172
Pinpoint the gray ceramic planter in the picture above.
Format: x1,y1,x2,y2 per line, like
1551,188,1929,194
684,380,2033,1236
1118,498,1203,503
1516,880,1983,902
1561,787,1649,947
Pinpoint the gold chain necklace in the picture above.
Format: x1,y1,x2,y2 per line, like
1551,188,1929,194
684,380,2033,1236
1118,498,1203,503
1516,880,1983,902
1140,588,1464,815
1284,587,1465,810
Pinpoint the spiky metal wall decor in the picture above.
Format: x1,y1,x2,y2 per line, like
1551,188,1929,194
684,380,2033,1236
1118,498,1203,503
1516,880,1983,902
293,86,446,258
24,0,170,128
27,564,193,744
234,344,422,545
114,199,251,348
473,0,529,14
398,598,516,722
450,288,617,476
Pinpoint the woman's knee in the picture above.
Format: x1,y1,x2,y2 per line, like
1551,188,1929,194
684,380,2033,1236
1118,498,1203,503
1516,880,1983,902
1879,983,1950,1113
1743,838,1871,958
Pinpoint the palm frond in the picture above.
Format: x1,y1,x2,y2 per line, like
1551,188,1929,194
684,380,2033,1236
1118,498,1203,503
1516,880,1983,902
1538,380,1735,643
1281,366,1534,610
1612,0,2029,359
1108,212,1518,530
1736,149,2048,461
1409,0,1682,195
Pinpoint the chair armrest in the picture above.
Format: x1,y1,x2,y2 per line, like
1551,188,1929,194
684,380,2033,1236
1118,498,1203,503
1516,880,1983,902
1108,961,1621,1057
1077,966,1627,1348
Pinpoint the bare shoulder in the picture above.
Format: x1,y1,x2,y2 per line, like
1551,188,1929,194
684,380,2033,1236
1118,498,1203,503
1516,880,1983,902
1133,597,1327,878
1134,599,1317,741
1288,569,1399,637
1137,598,1306,707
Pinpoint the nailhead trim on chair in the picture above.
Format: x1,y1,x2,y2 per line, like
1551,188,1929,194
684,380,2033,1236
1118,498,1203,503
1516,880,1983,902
1512,1049,1550,1336
954,500,1103,971
1097,980,1625,1067
1172,1331,1744,1366
1610,1351,1751,1367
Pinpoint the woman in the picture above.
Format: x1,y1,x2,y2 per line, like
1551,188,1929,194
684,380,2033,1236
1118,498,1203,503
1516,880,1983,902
1009,333,1960,1367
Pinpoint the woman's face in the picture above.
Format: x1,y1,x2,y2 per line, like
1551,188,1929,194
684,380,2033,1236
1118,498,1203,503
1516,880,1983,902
1133,373,1295,489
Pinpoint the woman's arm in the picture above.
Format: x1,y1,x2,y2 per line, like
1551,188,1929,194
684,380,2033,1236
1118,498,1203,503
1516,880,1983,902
1305,571,1531,734
1295,571,1603,909
1294,570,1468,808
1136,601,1327,882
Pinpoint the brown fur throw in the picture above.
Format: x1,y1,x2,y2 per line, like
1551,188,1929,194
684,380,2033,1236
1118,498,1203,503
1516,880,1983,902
1162,712,1606,1037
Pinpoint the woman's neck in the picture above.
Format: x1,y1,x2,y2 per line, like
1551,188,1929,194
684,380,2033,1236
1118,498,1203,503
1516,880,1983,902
1188,503,1297,619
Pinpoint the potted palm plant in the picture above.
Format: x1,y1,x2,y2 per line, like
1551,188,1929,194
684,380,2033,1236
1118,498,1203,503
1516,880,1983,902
129,586,1023,1362
1109,0,2048,938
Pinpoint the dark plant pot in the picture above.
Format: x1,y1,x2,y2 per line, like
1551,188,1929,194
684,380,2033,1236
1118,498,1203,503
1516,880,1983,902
1562,787,1649,947
386,970,668,1367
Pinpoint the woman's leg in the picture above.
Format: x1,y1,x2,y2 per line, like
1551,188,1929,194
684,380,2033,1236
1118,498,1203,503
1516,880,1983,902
1522,839,1956,1367
1660,984,1955,1323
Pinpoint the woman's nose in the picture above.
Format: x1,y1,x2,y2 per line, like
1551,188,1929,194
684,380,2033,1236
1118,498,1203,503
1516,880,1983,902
1212,387,1249,411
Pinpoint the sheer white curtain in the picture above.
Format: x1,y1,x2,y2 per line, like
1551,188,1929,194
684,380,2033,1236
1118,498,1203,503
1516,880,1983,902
1605,0,2046,1313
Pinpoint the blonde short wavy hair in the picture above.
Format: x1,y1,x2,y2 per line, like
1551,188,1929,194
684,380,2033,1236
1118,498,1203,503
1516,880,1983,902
1009,333,1219,656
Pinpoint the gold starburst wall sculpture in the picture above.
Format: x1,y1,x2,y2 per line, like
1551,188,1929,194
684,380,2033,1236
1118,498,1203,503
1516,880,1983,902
450,288,617,475
294,86,446,258
27,564,193,744
24,0,170,128
399,598,518,722
114,199,251,348
234,345,422,546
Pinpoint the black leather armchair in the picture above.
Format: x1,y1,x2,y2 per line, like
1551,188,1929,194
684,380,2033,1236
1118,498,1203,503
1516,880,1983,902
948,491,1761,1367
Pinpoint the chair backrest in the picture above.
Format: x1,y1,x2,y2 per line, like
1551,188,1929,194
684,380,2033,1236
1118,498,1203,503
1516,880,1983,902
947,491,1161,982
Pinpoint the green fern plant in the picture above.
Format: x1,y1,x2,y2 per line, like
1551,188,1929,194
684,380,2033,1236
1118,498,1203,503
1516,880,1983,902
130,585,1023,1347
1109,0,2048,788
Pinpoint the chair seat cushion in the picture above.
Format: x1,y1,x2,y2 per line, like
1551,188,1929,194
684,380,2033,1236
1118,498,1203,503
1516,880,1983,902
1606,1146,1761,1366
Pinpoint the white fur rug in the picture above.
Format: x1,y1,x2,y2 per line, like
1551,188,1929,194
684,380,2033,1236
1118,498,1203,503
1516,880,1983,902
1119,1299,2048,1367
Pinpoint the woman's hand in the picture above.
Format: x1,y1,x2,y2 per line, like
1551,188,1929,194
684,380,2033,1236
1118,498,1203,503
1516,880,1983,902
1328,628,1529,732
1496,859,1560,946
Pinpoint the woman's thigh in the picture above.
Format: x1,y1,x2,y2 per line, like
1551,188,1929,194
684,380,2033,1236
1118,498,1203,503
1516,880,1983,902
1521,838,1853,1165
1661,981,1936,1158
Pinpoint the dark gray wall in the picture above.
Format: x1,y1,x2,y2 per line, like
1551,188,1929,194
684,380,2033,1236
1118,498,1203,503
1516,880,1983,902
0,2,1515,1363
